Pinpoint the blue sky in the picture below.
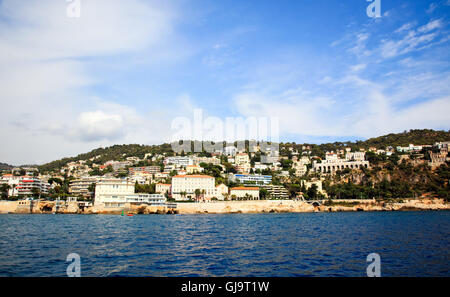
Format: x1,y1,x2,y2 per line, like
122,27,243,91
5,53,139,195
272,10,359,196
0,0,449,164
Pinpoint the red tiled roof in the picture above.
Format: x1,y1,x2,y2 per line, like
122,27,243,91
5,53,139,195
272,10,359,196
231,187,259,191
173,175,213,179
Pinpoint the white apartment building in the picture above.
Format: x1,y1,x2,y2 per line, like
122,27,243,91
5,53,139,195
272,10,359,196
224,146,237,156
230,187,260,200
171,175,216,201
69,177,98,198
312,151,369,174
0,174,21,196
230,174,272,185
193,156,221,166
215,184,229,200
186,165,204,174
15,177,50,197
164,156,193,166
94,178,166,207
156,183,171,195
235,153,250,165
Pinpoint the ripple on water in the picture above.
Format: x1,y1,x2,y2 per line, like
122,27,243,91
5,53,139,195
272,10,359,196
0,212,449,276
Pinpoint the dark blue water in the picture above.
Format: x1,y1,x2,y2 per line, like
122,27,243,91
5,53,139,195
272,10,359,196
0,212,448,277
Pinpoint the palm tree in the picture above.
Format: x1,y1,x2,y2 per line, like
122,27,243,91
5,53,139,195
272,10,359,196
194,189,201,202
11,184,16,197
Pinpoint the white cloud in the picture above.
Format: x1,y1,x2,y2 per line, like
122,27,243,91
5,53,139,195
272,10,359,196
0,0,178,164
75,111,124,142
350,64,367,72
380,20,444,58
426,3,438,14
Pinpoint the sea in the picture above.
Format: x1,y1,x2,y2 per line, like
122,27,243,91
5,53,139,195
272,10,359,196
0,211,448,277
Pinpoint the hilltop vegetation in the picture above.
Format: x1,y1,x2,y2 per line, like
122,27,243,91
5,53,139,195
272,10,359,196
0,162,13,171
35,129,450,173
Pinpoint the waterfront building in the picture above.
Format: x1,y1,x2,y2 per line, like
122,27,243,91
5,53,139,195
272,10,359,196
15,177,50,197
0,174,21,196
156,183,171,195
69,177,98,199
229,174,272,185
302,180,327,197
215,184,229,200
230,187,260,200
261,185,290,199
94,178,166,207
171,175,215,201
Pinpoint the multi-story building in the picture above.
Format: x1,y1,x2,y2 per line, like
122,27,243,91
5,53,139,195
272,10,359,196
186,165,204,174
261,150,279,164
215,184,229,200
69,177,98,199
396,144,431,153
156,183,171,195
0,174,21,196
230,187,260,200
229,174,272,185
171,175,215,201
94,178,166,207
164,156,193,167
129,166,160,175
193,156,221,166
235,153,250,165
302,180,327,197
15,177,50,197
223,146,237,156
261,185,290,199
312,151,370,174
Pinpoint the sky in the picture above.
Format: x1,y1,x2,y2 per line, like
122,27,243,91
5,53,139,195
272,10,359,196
0,0,449,165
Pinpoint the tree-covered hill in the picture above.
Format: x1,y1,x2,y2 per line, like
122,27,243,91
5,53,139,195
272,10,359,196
357,129,450,149
38,144,174,173
36,129,450,173
0,162,13,170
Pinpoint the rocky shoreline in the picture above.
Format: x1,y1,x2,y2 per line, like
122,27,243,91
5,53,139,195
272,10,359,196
0,198,448,215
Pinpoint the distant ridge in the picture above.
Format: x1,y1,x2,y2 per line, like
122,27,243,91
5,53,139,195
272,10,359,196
0,162,13,170
35,129,450,173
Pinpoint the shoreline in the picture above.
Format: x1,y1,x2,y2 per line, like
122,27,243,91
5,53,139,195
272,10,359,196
0,199,448,215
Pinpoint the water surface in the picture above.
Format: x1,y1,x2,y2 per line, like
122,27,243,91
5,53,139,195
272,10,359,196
0,212,448,276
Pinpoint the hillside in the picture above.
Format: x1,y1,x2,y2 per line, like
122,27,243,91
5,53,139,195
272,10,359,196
36,129,450,173
357,129,450,149
0,162,13,170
